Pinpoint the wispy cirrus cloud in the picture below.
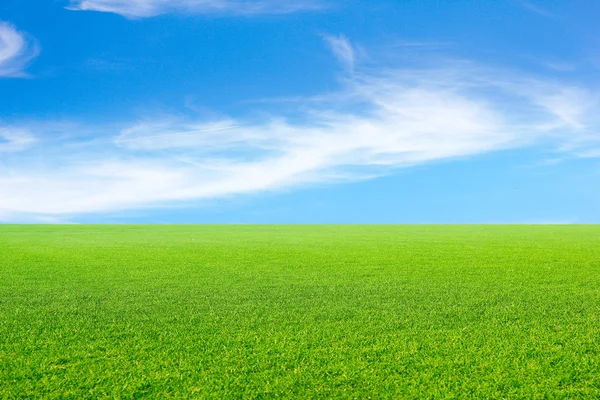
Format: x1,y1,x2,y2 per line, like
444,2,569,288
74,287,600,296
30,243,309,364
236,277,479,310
325,34,357,73
1,39,599,220
67,0,326,18
0,127,36,152
0,22,39,77
516,0,554,18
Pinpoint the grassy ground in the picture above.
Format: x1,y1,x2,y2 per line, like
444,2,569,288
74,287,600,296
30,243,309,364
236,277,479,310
1,225,600,398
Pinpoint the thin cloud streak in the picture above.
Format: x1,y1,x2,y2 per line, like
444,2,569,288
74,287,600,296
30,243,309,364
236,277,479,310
325,34,356,73
67,0,326,18
517,0,554,18
0,22,39,77
0,127,37,152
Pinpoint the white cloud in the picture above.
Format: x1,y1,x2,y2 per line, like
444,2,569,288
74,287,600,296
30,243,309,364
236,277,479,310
67,0,325,18
325,34,356,73
0,22,38,77
0,127,36,152
1,40,599,220
544,61,576,72
516,0,554,18
115,119,244,150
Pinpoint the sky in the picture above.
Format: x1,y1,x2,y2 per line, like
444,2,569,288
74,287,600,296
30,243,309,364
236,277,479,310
1,0,600,223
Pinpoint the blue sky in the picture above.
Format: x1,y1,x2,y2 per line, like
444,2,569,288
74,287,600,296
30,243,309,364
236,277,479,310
1,0,600,223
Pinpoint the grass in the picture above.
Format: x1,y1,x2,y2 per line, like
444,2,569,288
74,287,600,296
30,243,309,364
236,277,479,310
1,225,600,398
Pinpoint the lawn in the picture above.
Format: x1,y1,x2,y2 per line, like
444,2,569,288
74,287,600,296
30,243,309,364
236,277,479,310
1,225,600,398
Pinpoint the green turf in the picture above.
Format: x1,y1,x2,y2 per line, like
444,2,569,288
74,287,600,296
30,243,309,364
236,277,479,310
1,225,600,398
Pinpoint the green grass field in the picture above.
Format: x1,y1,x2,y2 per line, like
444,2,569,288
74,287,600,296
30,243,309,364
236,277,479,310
1,225,600,398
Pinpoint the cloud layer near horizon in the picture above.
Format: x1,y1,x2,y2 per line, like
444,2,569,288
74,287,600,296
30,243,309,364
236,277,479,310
0,22,38,77
1,35,598,221
68,0,325,18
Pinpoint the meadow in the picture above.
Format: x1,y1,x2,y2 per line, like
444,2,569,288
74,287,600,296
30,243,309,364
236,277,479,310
1,225,600,398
